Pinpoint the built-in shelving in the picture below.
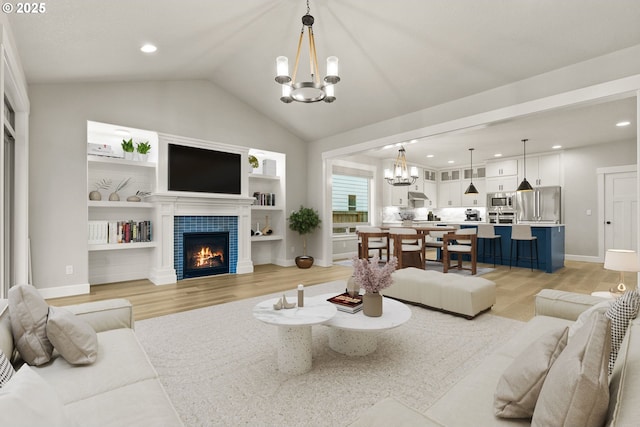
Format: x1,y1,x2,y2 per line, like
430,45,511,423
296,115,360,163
251,235,283,242
88,201,153,208
88,241,157,251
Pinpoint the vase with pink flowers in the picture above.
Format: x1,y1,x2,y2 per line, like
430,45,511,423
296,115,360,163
352,255,398,317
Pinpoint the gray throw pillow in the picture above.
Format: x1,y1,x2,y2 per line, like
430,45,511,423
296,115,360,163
8,285,53,366
531,312,610,427
494,326,569,418
46,306,98,365
605,290,640,374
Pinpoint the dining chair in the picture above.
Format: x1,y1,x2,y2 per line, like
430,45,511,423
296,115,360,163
356,226,390,260
442,228,478,275
424,226,454,262
388,227,426,269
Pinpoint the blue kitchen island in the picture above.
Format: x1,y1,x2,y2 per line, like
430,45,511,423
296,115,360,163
464,224,565,273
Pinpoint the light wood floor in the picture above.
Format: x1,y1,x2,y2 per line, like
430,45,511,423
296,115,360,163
47,260,634,323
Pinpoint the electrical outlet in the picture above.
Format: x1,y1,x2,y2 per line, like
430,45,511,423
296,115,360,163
65,265,73,275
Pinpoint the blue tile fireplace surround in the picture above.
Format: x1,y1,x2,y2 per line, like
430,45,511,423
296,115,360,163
174,216,238,279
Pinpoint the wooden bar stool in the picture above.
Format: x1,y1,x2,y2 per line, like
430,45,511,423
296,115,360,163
509,224,538,271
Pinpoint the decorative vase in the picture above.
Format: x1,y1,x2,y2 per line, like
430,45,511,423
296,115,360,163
88,190,102,201
126,195,141,202
363,291,383,317
123,152,134,161
346,276,360,297
136,153,149,162
108,192,120,201
402,220,413,227
295,256,314,269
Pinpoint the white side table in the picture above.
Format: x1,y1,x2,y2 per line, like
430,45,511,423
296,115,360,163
319,293,412,356
253,296,336,375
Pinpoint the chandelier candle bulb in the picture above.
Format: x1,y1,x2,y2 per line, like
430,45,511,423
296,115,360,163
325,56,340,83
275,56,291,83
298,284,304,307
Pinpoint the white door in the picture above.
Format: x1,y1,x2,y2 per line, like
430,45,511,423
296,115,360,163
605,171,637,251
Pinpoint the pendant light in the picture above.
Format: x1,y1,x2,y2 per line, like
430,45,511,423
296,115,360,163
517,138,534,192
464,148,478,194
384,146,419,186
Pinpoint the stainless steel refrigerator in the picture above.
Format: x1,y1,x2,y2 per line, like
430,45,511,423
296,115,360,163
515,186,562,223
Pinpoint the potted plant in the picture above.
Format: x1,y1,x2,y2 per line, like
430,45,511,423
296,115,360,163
288,205,321,268
136,141,151,162
248,154,259,173
121,138,134,160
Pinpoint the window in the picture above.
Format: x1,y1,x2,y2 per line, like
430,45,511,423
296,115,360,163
332,173,370,234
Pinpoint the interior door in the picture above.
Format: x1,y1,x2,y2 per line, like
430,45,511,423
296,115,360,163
605,171,637,251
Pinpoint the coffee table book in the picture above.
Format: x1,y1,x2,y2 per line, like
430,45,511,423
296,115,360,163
327,292,363,314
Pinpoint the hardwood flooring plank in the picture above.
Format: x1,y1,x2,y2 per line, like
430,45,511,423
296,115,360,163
46,261,632,322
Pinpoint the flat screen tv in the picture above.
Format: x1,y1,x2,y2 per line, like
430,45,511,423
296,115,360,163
168,144,241,194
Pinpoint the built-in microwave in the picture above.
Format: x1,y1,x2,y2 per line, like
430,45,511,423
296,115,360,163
487,192,515,209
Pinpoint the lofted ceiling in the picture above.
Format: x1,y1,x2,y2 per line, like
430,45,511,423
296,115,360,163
6,0,640,154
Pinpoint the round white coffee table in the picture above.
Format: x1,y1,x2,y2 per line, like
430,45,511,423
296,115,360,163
319,293,412,356
253,296,336,374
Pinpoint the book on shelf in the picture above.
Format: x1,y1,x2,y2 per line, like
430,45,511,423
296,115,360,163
327,292,363,314
252,192,276,206
88,220,152,245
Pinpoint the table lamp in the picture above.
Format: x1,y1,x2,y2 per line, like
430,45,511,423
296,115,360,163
604,249,640,293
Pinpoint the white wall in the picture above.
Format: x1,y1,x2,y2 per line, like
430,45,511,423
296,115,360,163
563,139,636,257
28,80,306,292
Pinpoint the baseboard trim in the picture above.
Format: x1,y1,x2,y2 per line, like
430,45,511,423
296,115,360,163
38,283,90,299
565,254,602,263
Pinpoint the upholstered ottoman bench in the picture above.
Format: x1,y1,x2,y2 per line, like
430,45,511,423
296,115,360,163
385,267,496,318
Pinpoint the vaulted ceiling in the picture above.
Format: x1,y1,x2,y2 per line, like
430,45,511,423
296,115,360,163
7,0,640,161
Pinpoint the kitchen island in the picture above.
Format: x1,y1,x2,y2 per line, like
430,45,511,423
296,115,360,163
382,222,565,273
462,223,565,273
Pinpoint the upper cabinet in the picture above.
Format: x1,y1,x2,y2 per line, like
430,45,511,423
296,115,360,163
486,159,518,177
519,153,561,187
438,168,462,207
423,168,437,208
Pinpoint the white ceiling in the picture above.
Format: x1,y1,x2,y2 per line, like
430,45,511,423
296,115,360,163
6,0,640,156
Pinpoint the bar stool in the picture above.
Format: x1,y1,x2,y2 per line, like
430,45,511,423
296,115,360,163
477,224,502,267
509,224,538,271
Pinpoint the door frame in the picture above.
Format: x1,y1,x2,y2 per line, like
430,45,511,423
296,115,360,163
597,164,637,262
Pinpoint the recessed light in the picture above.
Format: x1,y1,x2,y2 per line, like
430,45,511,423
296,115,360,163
494,153,502,157
382,144,394,150
551,145,562,149
426,154,434,158
447,160,454,164
616,121,631,127
409,139,418,144
140,43,157,53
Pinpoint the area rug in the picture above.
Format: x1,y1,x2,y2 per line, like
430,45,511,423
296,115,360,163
135,281,523,426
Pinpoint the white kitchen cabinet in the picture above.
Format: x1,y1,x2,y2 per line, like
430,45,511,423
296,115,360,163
486,159,518,177
485,176,518,193
438,180,461,207
410,168,424,193
519,153,561,187
423,169,437,208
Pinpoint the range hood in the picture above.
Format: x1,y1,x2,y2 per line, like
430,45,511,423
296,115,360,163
408,191,429,200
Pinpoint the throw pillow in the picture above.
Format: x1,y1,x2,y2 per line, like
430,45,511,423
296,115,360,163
568,299,613,339
605,290,640,374
46,306,98,365
531,312,610,427
0,350,14,387
494,326,569,418
8,285,53,366
0,365,75,427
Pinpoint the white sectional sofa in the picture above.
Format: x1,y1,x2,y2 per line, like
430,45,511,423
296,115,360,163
350,289,640,426
0,297,183,427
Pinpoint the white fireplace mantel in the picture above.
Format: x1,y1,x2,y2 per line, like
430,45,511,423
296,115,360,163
147,192,255,285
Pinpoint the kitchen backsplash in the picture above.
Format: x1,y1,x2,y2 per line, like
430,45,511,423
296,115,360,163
382,206,486,223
